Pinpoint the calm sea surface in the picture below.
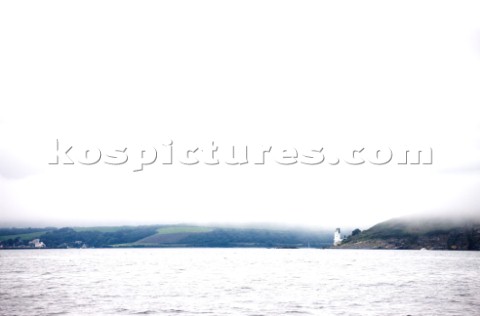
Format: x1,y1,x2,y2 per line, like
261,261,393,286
0,249,479,316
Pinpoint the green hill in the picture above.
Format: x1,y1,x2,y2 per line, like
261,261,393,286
0,225,333,249
339,216,480,250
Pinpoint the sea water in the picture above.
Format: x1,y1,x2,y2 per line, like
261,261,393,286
1,249,479,315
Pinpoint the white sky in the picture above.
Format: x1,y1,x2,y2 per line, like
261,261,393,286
1,1,480,229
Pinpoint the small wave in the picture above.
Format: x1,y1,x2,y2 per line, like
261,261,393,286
160,309,187,314
134,310,158,315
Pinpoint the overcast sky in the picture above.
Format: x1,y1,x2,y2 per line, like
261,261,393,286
1,1,480,229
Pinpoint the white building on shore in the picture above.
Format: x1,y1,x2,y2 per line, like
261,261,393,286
29,239,46,248
333,228,343,246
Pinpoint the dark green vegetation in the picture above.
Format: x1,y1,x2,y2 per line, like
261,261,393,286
0,227,54,241
339,216,480,250
0,225,333,249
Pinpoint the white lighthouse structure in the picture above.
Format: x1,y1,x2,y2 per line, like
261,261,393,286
333,228,343,246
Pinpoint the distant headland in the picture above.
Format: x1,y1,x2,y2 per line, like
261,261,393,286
336,215,480,250
2,215,479,250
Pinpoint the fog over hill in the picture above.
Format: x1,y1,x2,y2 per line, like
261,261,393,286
339,213,480,250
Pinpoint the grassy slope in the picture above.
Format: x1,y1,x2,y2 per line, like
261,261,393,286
0,231,49,241
123,226,214,246
155,226,213,235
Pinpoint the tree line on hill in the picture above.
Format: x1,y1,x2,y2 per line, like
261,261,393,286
0,226,334,249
